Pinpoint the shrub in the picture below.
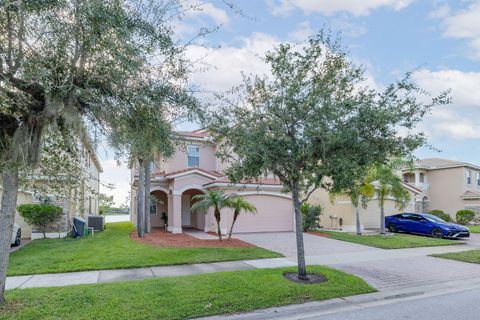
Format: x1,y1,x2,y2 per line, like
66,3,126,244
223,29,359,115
429,209,452,222
456,209,475,225
17,203,63,238
301,203,322,231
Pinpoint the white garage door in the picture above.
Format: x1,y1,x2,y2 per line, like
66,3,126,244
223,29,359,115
232,194,294,233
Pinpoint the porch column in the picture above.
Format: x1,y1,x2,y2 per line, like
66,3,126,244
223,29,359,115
414,171,420,187
170,193,182,233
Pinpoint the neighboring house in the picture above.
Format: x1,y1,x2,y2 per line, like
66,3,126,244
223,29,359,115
308,182,420,232
130,129,294,234
401,158,480,219
0,134,103,239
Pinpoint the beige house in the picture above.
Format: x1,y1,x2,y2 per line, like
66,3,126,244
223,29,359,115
1,135,103,239
308,182,420,232
130,130,294,234
401,158,480,219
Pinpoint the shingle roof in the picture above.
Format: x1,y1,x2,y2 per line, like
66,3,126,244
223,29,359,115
152,167,223,179
176,130,209,139
414,158,480,170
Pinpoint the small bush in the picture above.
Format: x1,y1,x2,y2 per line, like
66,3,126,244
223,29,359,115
429,209,452,222
456,209,475,225
301,203,322,231
17,203,63,238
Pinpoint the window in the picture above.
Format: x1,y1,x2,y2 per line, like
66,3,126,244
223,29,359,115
149,161,156,172
187,145,200,167
477,173,480,187
467,170,472,184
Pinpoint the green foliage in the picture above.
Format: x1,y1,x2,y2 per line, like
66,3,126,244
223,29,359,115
429,209,452,222
8,222,280,276
208,31,449,200
300,203,322,231
16,203,63,238
191,190,235,240
456,209,475,225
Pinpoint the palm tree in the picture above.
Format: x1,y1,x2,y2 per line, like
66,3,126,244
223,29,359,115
227,196,257,240
367,161,410,235
190,190,233,241
349,181,375,236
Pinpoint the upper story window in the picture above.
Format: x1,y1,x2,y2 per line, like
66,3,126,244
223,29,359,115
187,145,200,167
467,170,472,184
149,161,156,172
477,173,480,186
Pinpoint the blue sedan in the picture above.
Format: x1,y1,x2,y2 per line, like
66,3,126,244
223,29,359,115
385,213,470,239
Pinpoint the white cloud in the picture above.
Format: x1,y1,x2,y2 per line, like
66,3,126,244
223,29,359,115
440,1,480,59
412,69,480,140
99,159,131,207
268,0,415,16
288,21,314,41
185,2,230,25
186,33,280,92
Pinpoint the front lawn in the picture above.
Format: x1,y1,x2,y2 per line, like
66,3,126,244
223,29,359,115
8,222,280,276
0,266,374,320
468,226,480,233
432,250,480,264
313,230,463,249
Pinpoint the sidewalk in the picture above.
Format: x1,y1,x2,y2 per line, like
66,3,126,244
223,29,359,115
5,258,295,290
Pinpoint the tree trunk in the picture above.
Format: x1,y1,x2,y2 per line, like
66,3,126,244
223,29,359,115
136,159,145,238
380,203,386,235
144,160,151,234
214,208,222,241
355,207,362,236
0,166,19,304
228,211,239,240
292,182,307,280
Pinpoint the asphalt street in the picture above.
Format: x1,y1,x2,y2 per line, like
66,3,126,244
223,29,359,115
316,287,480,320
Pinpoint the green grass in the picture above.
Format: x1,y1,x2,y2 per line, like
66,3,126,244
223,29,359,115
0,266,374,320
8,222,280,276
432,250,480,264
314,231,463,249
468,226,480,233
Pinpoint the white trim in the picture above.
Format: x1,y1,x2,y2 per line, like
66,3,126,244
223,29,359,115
150,186,169,194
167,169,220,180
336,200,352,205
205,182,283,190
174,184,206,195
31,232,68,240
235,191,292,200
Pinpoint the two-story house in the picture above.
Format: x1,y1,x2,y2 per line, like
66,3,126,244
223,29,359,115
5,133,103,239
401,158,480,219
130,129,294,234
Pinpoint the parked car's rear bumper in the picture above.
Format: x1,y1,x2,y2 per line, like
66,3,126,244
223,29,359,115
445,231,470,238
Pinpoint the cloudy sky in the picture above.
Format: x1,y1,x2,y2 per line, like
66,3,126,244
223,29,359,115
99,0,480,206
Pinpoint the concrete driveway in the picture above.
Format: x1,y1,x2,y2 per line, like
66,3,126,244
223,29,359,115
236,231,480,290
235,232,379,258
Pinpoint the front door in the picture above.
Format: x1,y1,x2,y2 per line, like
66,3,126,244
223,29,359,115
181,194,191,226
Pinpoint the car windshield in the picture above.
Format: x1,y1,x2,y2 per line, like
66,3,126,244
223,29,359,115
421,214,445,223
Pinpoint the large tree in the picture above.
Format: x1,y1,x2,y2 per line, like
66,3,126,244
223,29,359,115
207,32,449,281
0,0,186,303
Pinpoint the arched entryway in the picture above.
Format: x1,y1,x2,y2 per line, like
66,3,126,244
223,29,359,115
181,188,205,231
150,189,168,228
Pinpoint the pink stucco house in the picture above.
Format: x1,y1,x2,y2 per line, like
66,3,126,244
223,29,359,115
130,129,294,234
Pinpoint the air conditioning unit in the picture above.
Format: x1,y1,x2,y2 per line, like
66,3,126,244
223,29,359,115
88,215,105,231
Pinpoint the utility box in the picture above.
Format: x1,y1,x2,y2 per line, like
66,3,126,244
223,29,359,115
88,215,105,231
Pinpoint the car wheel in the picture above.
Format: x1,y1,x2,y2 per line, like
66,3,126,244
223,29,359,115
13,229,21,246
387,224,398,233
431,228,444,239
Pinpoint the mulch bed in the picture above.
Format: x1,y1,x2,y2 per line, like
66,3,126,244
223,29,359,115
283,272,327,284
131,228,256,248
306,231,332,238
